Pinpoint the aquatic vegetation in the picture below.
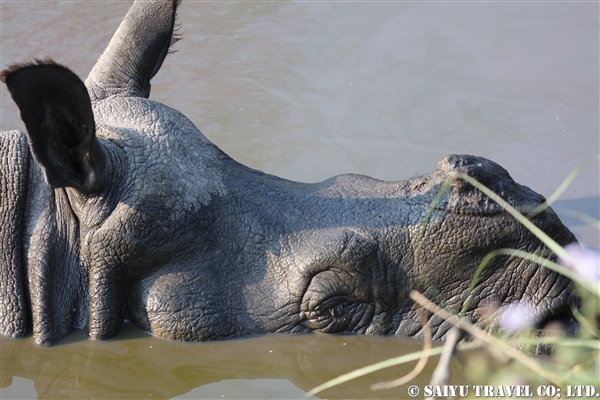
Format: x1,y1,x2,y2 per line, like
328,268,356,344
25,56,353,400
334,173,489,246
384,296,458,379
307,157,600,398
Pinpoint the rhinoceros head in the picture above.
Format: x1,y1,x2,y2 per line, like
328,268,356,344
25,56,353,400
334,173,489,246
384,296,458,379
1,0,577,345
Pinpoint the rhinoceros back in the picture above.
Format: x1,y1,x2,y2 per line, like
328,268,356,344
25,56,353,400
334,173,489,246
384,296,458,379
0,130,29,337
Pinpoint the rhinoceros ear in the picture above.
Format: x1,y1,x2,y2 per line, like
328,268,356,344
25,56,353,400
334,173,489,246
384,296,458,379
1,61,105,193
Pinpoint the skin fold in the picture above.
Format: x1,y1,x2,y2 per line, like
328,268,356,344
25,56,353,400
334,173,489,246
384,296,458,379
0,0,577,345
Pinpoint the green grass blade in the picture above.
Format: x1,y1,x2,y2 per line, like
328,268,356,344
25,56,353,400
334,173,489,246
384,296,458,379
305,342,479,398
553,207,600,230
527,156,599,218
455,173,572,263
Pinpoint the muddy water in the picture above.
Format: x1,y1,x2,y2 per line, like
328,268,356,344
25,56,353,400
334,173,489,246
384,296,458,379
1,323,459,399
1,1,598,399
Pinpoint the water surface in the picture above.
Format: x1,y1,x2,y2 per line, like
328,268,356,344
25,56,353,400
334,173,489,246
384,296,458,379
1,1,598,398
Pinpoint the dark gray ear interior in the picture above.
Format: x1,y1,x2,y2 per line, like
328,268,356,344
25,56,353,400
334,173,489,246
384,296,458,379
1,61,105,193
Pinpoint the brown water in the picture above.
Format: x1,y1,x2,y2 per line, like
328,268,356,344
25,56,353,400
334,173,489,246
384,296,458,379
1,323,460,399
1,1,598,399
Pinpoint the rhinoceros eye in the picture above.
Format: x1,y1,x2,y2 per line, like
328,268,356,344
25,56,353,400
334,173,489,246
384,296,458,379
320,297,353,318
302,296,357,332
328,303,344,319
299,231,380,333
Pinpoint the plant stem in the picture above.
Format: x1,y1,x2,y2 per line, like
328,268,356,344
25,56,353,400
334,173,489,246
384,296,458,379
410,290,564,387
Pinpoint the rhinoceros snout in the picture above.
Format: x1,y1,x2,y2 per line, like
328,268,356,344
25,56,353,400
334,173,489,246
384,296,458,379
435,154,511,185
434,154,546,214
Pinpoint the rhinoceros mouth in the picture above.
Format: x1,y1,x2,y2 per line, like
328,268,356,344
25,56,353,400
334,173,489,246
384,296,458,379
536,306,577,332
476,298,577,338
534,282,579,329
492,271,578,335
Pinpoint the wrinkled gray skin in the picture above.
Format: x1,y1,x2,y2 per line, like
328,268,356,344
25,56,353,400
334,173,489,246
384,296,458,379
0,0,576,346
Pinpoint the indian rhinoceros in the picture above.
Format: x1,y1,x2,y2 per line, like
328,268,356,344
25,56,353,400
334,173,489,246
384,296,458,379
0,0,577,346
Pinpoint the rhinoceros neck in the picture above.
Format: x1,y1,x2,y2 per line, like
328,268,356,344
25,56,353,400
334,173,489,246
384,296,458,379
0,131,89,344
221,164,421,236
0,130,30,338
93,97,424,233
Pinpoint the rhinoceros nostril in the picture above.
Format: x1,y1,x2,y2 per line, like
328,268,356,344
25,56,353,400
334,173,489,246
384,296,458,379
442,154,480,168
436,154,511,183
435,155,490,181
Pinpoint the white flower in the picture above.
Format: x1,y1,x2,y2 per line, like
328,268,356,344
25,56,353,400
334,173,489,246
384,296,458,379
500,301,534,333
558,243,600,282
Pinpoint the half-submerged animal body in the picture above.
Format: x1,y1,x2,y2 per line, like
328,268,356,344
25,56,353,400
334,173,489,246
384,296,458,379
1,0,576,345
